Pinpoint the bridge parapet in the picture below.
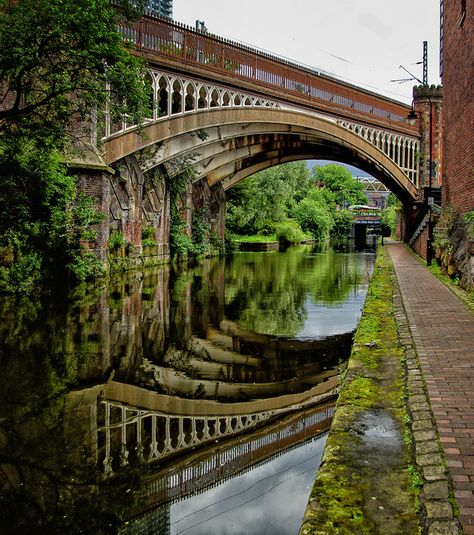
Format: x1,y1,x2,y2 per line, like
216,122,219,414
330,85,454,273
337,119,420,186
94,378,338,478
137,403,334,513
117,15,416,133
103,68,280,140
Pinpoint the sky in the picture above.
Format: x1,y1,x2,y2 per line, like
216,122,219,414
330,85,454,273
173,0,441,105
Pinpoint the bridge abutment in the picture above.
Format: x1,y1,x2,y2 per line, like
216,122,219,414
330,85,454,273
403,85,443,261
74,154,228,269
192,179,226,241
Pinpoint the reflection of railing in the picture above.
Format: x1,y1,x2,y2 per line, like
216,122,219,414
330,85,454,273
97,384,337,477
117,16,414,129
137,403,334,512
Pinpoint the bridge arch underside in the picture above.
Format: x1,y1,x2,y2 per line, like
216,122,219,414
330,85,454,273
104,109,418,203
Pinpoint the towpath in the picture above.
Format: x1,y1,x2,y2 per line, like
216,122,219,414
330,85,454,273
388,242,474,534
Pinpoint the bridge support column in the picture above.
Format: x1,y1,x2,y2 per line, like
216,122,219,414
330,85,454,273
74,167,113,263
413,85,443,196
75,155,171,266
192,179,226,242
407,85,443,261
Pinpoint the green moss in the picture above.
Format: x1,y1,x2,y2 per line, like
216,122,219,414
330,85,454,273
307,468,372,534
301,246,420,534
339,375,377,408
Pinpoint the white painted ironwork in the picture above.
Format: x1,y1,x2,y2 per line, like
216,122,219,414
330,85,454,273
355,176,390,192
103,69,280,139
97,400,278,476
337,120,420,187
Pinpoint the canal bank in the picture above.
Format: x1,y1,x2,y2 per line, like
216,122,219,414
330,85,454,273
300,243,461,535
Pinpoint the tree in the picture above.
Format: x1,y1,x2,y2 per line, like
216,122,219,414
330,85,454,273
294,198,334,241
313,164,367,208
226,162,312,235
0,0,150,292
331,209,354,239
381,194,399,237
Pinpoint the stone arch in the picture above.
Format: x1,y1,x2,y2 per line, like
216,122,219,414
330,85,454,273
157,75,170,117
103,108,418,202
171,78,183,115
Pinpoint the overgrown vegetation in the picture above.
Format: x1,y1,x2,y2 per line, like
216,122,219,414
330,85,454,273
167,159,224,262
226,162,368,245
432,206,474,289
0,0,150,294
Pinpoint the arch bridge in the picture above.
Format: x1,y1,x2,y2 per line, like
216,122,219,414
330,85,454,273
73,14,441,260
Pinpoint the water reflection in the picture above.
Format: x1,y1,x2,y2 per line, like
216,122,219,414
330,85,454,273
122,403,333,535
224,245,373,338
168,436,327,535
134,436,328,535
0,244,374,533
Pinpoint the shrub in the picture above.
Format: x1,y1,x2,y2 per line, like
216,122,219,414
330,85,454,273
331,210,353,239
274,220,309,244
464,211,474,239
294,198,334,241
108,230,126,250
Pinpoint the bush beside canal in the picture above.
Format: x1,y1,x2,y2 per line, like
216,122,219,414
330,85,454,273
300,246,420,535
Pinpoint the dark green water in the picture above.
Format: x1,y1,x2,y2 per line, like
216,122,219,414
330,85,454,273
0,244,374,534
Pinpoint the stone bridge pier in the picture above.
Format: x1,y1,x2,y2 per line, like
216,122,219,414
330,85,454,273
402,85,443,260
73,151,227,268
192,179,226,241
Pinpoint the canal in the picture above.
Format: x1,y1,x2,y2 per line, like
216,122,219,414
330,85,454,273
0,243,374,534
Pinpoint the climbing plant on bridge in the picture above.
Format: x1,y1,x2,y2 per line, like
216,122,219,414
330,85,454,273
0,0,150,293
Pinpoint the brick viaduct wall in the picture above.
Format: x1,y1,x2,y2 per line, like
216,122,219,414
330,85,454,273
434,0,474,289
411,225,430,260
441,0,474,213
76,160,225,267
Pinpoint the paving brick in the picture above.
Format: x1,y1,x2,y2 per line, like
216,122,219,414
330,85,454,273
425,501,453,519
388,243,474,534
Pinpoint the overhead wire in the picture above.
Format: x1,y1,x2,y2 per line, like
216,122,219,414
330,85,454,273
171,443,325,532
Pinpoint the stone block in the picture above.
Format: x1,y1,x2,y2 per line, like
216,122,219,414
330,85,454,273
425,501,453,519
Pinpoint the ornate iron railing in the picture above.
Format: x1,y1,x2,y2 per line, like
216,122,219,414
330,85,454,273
117,14,415,131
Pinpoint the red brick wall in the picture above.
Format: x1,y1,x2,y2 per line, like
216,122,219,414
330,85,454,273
411,224,430,260
441,0,474,214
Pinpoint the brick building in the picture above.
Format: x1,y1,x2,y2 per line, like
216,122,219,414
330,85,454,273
437,0,474,288
440,0,474,213
145,0,173,19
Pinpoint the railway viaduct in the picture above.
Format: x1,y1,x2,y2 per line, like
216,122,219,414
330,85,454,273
69,14,442,262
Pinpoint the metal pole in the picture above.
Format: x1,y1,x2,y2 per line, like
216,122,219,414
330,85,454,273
423,41,428,86
426,96,433,266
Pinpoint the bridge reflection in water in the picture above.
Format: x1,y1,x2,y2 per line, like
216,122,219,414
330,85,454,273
95,377,338,478
0,246,373,532
119,401,334,534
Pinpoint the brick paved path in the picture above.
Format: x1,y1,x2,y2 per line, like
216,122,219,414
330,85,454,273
387,243,474,533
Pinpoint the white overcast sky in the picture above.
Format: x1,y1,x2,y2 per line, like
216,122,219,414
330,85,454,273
173,0,441,105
